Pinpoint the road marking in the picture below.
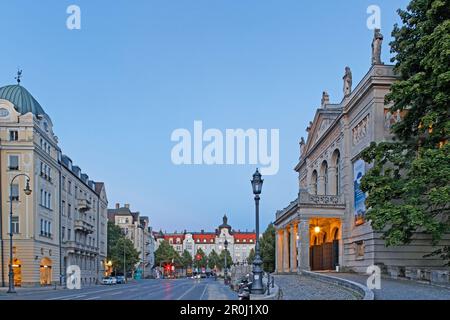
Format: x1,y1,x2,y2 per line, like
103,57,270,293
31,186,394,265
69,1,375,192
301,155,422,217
200,283,209,300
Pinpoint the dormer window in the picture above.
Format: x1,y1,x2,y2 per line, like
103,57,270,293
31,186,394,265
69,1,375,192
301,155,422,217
8,155,19,171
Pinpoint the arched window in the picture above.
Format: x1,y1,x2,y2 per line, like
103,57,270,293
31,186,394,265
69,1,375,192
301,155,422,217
311,170,318,195
333,228,339,240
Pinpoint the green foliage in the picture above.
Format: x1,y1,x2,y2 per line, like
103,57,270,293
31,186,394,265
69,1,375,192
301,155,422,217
260,223,276,272
219,249,233,269
247,248,256,265
109,237,140,273
193,248,207,268
360,0,450,265
181,250,193,269
107,221,124,258
155,240,182,266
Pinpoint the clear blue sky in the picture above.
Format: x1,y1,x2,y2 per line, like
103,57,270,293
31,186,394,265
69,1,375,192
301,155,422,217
0,0,409,233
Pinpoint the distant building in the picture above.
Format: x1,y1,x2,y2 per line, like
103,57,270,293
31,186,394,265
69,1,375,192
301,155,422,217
108,203,155,277
155,215,256,264
0,82,108,287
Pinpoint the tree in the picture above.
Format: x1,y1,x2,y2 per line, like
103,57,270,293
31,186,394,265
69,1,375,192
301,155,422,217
207,250,221,270
181,250,193,270
109,237,140,274
193,248,207,269
260,223,276,272
220,249,233,270
155,240,181,267
247,248,255,265
360,0,450,264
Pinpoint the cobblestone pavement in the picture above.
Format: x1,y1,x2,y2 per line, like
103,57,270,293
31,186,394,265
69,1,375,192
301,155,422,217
322,272,450,300
274,275,360,300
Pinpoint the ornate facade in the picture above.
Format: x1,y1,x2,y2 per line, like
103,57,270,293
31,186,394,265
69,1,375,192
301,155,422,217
0,82,108,287
155,215,256,264
108,203,155,277
274,33,450,275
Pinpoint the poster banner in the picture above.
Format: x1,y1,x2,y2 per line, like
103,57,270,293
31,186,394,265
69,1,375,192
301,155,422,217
353,159,366,225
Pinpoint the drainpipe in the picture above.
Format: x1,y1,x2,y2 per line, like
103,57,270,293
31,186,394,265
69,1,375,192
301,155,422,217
0,138,4,287
96,195,100,283
59,164,63,286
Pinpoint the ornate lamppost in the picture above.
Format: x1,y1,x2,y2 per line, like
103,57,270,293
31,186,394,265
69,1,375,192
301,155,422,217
224,239,228,284
250,169,264,294
7,174,32,293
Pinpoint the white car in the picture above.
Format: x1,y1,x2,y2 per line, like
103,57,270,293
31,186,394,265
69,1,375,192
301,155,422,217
102,277,117,285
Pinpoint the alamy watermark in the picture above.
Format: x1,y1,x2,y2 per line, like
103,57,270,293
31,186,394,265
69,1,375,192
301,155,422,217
66,265,81,290
367,5,381,30
171,121,279,175
67,5,81,30
366,265,381,290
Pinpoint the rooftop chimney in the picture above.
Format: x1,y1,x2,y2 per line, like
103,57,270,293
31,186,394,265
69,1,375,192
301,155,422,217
124,204,130,209
115,203,120,209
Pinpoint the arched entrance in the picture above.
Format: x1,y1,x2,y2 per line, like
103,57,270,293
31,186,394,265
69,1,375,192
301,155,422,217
40,257,52,286
309,218,341,271
10,258,22,287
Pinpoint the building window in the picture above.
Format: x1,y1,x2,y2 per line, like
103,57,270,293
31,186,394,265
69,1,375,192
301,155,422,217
62,176,66,190
62,200,66,216
311,170,318,195
8,155,19,171
68,204,72,219
68,180,72,194
11,216,19,234
334,150,341,195
10,184,19,201
68,229,72,241
9,130,18,141
62,227,66,240
47,193,52,209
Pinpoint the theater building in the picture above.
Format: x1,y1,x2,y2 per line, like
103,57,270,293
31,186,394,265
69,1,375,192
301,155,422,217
156,215,256,264
274,34,450,276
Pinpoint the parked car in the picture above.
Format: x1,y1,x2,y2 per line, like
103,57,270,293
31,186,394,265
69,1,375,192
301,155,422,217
102,277,117,285
115,276,126,284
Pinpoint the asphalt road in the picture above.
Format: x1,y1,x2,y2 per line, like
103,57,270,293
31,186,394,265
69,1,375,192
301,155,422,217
0,278,238,301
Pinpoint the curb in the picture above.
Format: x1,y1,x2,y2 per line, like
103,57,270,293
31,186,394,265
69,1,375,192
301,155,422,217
301,270,374,300
250,284,281,300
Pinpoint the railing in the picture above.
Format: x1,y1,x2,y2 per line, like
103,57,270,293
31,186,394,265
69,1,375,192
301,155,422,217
77,198,91,212
299,192,345,206
74,218,95,234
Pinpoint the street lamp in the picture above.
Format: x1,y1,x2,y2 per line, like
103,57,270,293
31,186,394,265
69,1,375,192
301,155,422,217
250,169,264,294
8,174,32,294
224,239,228,284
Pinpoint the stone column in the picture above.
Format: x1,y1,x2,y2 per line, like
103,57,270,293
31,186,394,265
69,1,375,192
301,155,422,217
328,166,337,195
317,175,326,195
276,230,284,273
290,224,298,272
297,218,310,271
283,228,290,272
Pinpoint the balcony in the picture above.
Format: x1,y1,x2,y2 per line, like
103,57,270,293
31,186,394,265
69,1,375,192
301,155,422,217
77,198,91,213
74,217,95,234
64,241,98,255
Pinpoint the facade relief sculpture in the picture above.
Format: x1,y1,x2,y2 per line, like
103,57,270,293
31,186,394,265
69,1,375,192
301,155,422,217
371,29,384,65
352,115,369,145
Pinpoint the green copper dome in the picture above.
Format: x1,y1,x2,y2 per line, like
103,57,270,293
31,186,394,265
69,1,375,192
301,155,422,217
0,85,46,116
